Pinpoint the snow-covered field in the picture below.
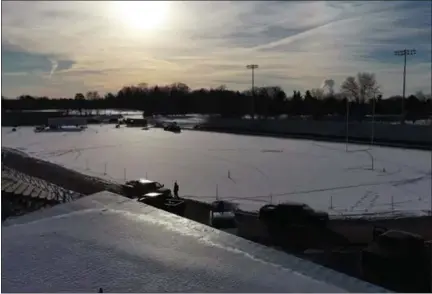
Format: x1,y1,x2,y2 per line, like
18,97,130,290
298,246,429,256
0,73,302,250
2,125,431,217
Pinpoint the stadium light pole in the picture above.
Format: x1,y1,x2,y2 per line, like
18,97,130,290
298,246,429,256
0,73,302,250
246,64,258,119
345,97,350,152
371,94,376,146
394,49,416,123
430,116,432,215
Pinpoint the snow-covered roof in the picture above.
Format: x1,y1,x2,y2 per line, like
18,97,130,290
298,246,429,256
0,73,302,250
2,191,389,293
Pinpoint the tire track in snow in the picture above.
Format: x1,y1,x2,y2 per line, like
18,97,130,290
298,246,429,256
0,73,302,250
350,191,373,212
366,193,380,211
184,175,429,200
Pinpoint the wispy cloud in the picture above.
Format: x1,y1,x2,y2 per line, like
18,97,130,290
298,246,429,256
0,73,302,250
1,1,431,98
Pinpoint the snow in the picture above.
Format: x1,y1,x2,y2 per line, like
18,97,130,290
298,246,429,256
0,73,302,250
1,191,387,293
2,125,431,217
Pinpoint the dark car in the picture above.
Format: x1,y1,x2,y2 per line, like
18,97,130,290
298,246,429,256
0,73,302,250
137,192,170,206
209,200,238,229
122,178,171,198
259,202,329,228
34,125,46,132
258,202,330,251
154,121,165,128
137,192,186,216
125,118,148,127
164,122,181,133
361,229,429,292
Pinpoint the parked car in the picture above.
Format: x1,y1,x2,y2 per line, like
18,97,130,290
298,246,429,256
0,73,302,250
125,118,148,127
122,178,171,198
164,122,181,133
154,121,165,128
259,202,329,228
258,202,330,251
209,200,238,229
361,229,430,292
164,198,186,216
34,125,46,132
137,192,186,216
138,192,169,206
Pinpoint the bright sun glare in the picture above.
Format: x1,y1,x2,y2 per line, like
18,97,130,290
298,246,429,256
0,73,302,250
114,1,170,31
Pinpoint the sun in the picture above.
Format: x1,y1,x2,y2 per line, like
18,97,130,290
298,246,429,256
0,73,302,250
113,1,170,31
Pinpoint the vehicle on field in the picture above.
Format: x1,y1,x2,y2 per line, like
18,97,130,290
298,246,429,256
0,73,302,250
34,125,46,132
164,122,181,133
259,202,329,228
122,178,171,198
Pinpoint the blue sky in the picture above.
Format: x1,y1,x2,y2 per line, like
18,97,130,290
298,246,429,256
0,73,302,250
1,1,431,98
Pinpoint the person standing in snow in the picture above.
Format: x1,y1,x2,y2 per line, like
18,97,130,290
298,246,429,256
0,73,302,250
173,181,179,198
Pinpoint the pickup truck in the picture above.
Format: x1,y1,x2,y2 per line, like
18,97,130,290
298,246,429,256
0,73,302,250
122,178,171,199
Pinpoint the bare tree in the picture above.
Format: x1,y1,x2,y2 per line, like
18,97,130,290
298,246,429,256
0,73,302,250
311,88,325,100
85,91,101,100
415,90,426,101
74,93,85,100
85,91,92,100
216,85,227,91
341,73,380,103
341,76,360,102
170,82,190,94
321,79,335,96
138,82,148,89
357,72,380,102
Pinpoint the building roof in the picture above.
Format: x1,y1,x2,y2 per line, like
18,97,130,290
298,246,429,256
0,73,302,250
2,191,389,293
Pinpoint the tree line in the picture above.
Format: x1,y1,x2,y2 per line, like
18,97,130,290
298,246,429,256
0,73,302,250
2,72,431,121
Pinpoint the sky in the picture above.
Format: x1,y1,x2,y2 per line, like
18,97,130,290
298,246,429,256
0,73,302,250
1,1,431,98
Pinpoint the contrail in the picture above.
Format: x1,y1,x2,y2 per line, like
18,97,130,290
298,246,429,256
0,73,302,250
49,59,58,78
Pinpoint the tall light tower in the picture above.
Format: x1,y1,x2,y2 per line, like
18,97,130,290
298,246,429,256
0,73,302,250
246,64,258,119
371,93,376,146
394,49,416,123
345,97,350,152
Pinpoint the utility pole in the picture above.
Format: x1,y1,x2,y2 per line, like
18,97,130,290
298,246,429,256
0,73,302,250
246,64,258,119
394,49,416,123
